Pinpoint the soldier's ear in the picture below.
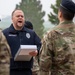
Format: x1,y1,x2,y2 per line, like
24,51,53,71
58,10,61,19
58,10,63,19
59,10,62,18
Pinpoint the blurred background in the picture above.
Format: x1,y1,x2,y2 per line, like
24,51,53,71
0,0,75,38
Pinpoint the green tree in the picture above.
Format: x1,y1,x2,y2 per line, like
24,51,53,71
15,0,45,38
48,0,61,25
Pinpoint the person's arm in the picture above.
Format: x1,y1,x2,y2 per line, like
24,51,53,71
0,31,11,63
39,32,53,75
29,31,41,56
29,31,41,64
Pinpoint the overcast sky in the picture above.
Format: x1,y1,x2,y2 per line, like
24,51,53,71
0,0,55,21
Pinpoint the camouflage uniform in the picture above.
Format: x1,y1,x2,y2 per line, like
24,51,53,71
32,56,39,75
0,30,11,75
39,21,75,75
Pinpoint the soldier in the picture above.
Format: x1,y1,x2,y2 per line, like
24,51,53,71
39,0,75,75
0,30,11,75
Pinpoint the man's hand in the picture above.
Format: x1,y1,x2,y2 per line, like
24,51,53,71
29,50,38,56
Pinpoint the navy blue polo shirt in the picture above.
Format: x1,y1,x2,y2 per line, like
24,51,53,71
2,24,41,69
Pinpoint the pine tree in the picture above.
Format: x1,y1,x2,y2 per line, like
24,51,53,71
48,0,61,25
15,0,45,38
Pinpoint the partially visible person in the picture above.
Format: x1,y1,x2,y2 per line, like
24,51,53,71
0,30,11,75
2,9,41,75
25,21,33,30
39,0,75,75
25,21,41,75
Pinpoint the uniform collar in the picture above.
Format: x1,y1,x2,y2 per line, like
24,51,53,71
9,24,26,34
53,21,75,30
59,21,74,25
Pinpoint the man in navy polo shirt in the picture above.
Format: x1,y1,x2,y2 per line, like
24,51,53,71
2,9,41,75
